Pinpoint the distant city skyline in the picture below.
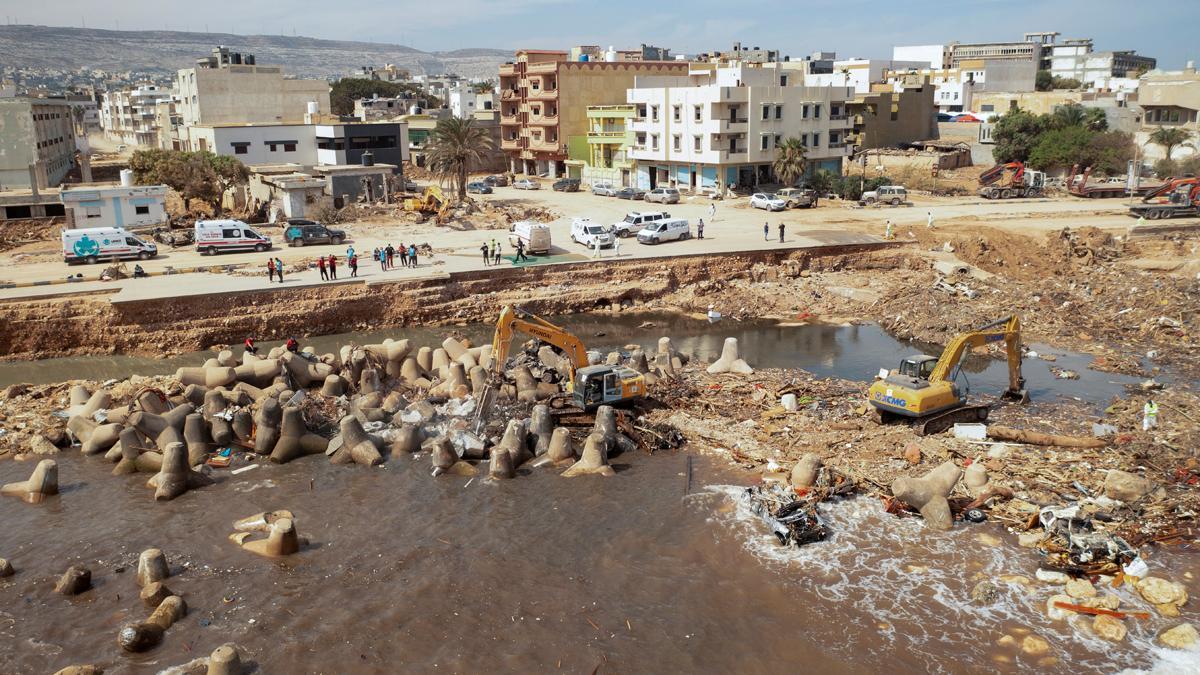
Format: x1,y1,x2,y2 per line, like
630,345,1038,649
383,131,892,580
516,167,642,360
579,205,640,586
0,0,1191,69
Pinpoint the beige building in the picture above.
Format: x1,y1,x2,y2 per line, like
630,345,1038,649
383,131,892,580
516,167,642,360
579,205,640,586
499,50,689,177
175,47,330,128
0,97,76,189
1137,66,1200,162
970,90,1085,116
100,84,174,148
847,77,938,150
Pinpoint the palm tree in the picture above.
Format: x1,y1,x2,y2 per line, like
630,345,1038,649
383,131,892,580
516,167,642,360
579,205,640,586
805,169,835,197
772,137,807,187
1149,126,1194,161
426,117,495,199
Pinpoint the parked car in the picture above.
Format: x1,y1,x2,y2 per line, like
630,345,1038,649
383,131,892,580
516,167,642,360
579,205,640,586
775,187,817,208
860,185,908,206
591,182,618,197
513,178,541,190
466,181,493,194
636,218,691,245
552,178,581,192
611,211,672,238
483,175,509,187
284,219,346,247
644,187,680,204
571,218,615,248
615,187,646,200
509,220,552,254
749,192,787,211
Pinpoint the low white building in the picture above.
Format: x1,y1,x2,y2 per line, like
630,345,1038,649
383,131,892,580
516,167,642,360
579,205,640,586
803,58,929,94
59,181,168,229
627,62,854,192
184,123,316,166
447,85,496,118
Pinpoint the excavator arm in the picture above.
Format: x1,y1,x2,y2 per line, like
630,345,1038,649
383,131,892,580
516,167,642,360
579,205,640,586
490,305,589,380
1141,177,1200,203
928,315,1026,397
979,161,1024,187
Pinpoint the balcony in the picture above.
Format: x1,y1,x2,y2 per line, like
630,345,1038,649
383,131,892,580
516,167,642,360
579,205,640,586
587,104,637,119
587,130,631,144
500,113,519,125
723,118,749,132
500,88,519,100
528,138,565,153
527,88,559,101
501,137,528,151
499,63,517,77
526,62,558,74
528,114,559,126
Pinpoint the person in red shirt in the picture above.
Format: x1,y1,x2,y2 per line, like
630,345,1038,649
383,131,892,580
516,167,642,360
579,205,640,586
266,257,276,282
317,255,328,281
349,254,359,277
244,337,258,355
328,254,337,279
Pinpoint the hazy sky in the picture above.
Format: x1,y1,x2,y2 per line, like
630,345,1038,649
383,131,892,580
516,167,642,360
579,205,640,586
2,0,1191,68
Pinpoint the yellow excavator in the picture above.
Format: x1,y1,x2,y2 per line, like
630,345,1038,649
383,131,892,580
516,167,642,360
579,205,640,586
488,305,646,411
868,315,1028,435
402,185,452,224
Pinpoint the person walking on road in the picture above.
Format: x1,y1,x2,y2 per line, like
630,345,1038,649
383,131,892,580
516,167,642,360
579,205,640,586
592,238,602,258
612,236,621,257
763,222,769,241
349,254,358,278
778,222,785,243
926,211,935,229
346,245,355,261
317,255,328,281
885,220,895,240
266,257,276,283
708,202,716,222
481,242,491,266
515,239,529,263
697,218,704,239
408,243,418,267
274,257,284,283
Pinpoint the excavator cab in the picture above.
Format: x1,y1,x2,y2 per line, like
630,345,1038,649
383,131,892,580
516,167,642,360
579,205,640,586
898,355,938,380
573,365,646,410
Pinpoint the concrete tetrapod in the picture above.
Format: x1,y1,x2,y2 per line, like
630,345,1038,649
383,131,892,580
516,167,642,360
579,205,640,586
2,459,59,503
530,427,576,468
469,365,488,399
400,357,431,388
231,410,253,443
176,365,237,388
80,422,122,456
359,367,381,395
203,390,234,446
135,389,169,414
139,581,174,609
270,407,329,464
280,352,334,388
591,405,636,456
496,419,533,467
706,337,754,375
416,346,434,372
183,384,209,407
514,366,538,403
128,404,194,451
206,643,245,675
68,388,111,420
0,559,14,577
55,565,92,595
136,548,170,587
66,385,91,414
252,398,282,455
320,375,347,397
233,358,280,388
232,509,295,532
230,517,303,557
529,405,553,456
427,436,474,477
562,433,615,477
489,446,516,479
183,413,213,466
390,425,423,454
117,594,186,652
149,442,214,502
891,460,963,531
329,415,383,466
431,348,451,379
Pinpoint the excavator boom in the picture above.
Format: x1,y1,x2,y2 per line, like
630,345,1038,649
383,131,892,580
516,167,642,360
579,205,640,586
490,305,589,380
1141,177,1200,203
929,315,1025,396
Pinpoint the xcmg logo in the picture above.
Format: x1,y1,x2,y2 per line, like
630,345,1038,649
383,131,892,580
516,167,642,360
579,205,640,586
874,391,907,407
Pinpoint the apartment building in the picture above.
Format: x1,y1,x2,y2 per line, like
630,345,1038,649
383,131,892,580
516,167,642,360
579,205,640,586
1136,65,1200,162
803,58,929,94
183,121,408,168
354,95,430,121
846,77,937,149
1048,40,1156,87
498,50,689,177
174,47,330,128
884,60,1038,112
100,84,174,147
626,63,853,192
447,85,496,118
565,104,638,187
347,64,411,82
0,96,76,189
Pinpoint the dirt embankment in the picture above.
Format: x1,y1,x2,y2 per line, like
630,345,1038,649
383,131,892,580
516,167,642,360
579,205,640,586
0,246,884,361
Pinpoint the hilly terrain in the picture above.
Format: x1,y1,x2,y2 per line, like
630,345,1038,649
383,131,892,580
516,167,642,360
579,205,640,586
0,24,511,80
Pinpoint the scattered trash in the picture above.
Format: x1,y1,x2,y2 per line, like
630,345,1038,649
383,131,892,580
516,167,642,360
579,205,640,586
745,484,828,547
953,423,988,441
230,464,259,475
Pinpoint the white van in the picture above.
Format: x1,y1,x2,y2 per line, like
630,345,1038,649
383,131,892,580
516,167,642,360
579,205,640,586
570,218,615,248
194,219,272,255
611,211,671,238
62,227,158,264
508,220,552,255
636,218,690,244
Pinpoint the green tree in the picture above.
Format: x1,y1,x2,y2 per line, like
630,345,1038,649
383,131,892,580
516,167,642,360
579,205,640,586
991,108,1046,163
1035,70,1053,92
804,169,836,196
1148,126,1194,161
1049,104,1108,132
1028,127,1133,174
426,117,496,199
128,149,249,214
471,82,495,94
771,137,807,187
330,78,402,115
207,153,250,215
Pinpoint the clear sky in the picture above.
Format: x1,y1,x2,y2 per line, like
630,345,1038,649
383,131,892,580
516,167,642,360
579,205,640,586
1,0,1191,68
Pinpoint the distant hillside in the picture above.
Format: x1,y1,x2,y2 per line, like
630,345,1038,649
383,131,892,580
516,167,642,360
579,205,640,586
0,24,511,80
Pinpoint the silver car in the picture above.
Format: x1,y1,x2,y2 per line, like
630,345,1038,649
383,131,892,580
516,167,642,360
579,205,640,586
512,178,541,190
749,192,787,211
645,187,680,204
591,182,618,197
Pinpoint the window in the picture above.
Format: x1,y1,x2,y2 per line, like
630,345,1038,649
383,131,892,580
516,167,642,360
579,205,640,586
284,142,296,152
775,105,783,120
135,205,150,215
812,132,820,147
693,135,702,151
761,104,770,120
85,207,102,219
693,105,702,122
222,228,241,238
760,135,769,151
774,134,781,147
636,132,647,146
802,104,809,119
800,134,808,147
651,105,659,122
673,134,681,151
232,143,249,155
780,74,789,87
651,134,659,150
532,105,541,115
813,104,821,119
531,80,540,91
672,105,681,122
830,132,839,145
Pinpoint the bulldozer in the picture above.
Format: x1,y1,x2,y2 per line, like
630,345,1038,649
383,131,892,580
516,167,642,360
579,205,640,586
484,305,646,413
868,315,1028,435
402,185,452,224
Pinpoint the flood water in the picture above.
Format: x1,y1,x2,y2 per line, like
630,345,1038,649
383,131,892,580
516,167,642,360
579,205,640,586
2,452,1196,674
0,312,1143,409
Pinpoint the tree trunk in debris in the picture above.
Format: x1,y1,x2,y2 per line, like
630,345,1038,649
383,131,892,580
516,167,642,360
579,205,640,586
987,425,1108,448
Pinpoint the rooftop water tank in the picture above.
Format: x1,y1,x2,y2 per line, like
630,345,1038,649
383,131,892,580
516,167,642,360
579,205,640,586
307,101,320,115
605,46,617,63
361,151,375,167
119,169,133,187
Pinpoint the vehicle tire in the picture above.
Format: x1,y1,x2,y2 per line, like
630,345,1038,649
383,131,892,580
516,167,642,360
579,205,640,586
865,198,876,205
85,255,98,265
964,508,987,523
681,232,690,240
138,251,151,260
254,243,269,252
331,236,343,246
1001,189,1013,199
890,198,901,206
205,246,217,256
290,238,302,247
975,407,989,421
1146,209,1161,220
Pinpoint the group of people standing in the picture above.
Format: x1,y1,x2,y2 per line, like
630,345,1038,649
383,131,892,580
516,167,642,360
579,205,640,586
266,243,423,284
372,243,420,271
481,238,531,266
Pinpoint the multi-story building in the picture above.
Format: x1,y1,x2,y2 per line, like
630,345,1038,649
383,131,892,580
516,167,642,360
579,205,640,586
565,104,638,187
182,121,408,168
1048,39,1156,87
354,95,430,121
0,96,76,188
846,76,937,149
447,85,496,118
174,47,330,128
626,62,853,192
347,64,411,82
498,50,689,177
803,57,930,94
884,60,1038,113
1137,64,1200,162
569,45,673,62
64,93,101,134
100,84,173,147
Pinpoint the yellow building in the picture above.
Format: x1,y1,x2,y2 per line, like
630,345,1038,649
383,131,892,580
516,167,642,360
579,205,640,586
565,104,637,186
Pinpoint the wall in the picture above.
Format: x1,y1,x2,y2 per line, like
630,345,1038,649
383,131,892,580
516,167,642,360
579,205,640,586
892,45,947,69
60,185,168,229
970,91,1084,116
176,65,330,127
186,124,317,165
0,99,75,188
851,85,937,149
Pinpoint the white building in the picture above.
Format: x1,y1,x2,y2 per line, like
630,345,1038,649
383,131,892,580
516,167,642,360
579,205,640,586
447,85,496,118
1048,40,1156,88
182,121,408,168
803,58,929,94
627,62,853,192
100,84,174,147
892,45,951,70
59,182,168,229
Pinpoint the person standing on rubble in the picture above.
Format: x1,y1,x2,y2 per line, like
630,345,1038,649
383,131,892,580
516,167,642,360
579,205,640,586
1143,399,1159,431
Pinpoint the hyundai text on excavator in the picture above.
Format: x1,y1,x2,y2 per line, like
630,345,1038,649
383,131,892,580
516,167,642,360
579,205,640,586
977,161,1045,199
1128,176,1200,220
868,316,1029,435
485,305,646,413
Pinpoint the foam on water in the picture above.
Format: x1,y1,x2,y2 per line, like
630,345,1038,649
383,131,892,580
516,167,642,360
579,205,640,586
695,485,1196,672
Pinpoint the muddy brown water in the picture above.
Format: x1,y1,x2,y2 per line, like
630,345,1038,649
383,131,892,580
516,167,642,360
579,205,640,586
0,312,1143,408
2,452,1195,674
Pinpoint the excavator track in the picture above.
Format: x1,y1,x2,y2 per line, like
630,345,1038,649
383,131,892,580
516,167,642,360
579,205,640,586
915,404,989,436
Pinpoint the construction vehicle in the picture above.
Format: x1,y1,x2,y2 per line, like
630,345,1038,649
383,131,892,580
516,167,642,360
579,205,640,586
1067,164,1162,199
402,185,452,224
977,161,1046,199
868,315,1028,435
1128,176,1200,220
488,305,646,411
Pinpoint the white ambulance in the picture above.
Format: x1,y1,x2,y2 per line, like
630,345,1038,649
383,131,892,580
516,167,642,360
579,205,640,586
61,227,158,264
194,220,272,256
